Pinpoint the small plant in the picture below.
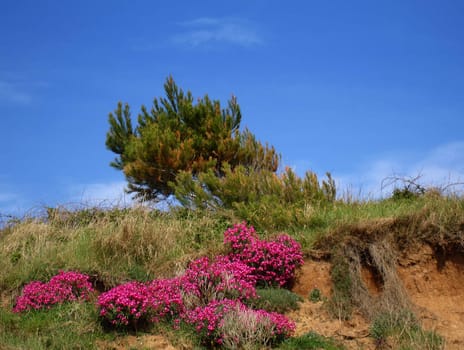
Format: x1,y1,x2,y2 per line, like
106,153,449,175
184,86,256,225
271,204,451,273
369,310,444,350
277,331,345,349
246,287,302,313
327,254,353,320
309,288,322,303
148,277,184,322
13,271,94,313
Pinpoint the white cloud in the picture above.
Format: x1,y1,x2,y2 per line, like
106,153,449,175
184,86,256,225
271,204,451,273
172,17,262,48
67,181,176,211
336,141,464,199
68,181,133,207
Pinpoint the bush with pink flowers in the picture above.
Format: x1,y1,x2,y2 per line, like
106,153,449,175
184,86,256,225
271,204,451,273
183,299,295,347
97,281,156,327
183,299,240,343
96,255,258,329
180,255,257,306
224,222,304,287
220,304,296,348
148,277,184,322
13,271,94,313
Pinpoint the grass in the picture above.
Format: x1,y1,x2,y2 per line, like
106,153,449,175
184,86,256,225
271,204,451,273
277,331,344,350
0,191,463,349
246,288,303,314
0,301,107,349
0,208,232,293
370,310,444,350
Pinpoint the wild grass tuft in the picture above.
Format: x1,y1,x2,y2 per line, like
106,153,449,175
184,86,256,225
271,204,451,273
277,331,345,349
246,287,302,314
370,310,444,350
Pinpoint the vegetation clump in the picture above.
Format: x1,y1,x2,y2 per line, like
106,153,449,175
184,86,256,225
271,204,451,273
13,271,94,313
9,223,300,348
370,310,444,350
224,222,304,287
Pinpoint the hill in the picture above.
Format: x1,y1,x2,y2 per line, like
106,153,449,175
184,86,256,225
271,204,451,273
1,192,463,349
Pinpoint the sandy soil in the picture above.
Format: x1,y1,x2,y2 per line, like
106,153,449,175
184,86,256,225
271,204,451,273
397,244,464,350
290,259,375,349
290,246,464,349
96,334,177,350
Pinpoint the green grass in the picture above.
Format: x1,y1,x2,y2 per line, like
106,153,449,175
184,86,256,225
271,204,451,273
246,287,303,314
0,301,107,349
370,310,444,350
277,331,345,350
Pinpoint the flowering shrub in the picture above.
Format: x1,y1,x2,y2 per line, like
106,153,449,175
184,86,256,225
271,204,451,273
13,271,94,313
224,222,258,253
183,299,239,342
97,281,155,327
225,223,304,287
148,277,184,322
220,304,296,348
181,255,257,306
184,299,295,346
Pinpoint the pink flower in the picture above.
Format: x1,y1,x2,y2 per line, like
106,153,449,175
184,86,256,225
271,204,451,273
13,271,94,313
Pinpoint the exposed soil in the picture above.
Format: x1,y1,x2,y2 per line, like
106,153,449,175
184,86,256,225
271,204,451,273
397,244,464,350
290,244,464,350
96,334,177,350
290,259,374,349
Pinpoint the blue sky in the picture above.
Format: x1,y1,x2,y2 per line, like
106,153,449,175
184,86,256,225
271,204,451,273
1,0,464,217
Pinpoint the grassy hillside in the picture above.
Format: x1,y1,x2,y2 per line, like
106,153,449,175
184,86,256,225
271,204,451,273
1,192,463,349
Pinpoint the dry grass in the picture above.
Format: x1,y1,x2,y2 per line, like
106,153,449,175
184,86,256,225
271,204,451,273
0,207,231,294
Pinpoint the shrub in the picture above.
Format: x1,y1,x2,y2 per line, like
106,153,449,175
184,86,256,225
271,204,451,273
96,281,155,328
220,304,295,348
183,299,239,345
95,222,301,343
13,271,94,313
327,254,353,320
225,223,304,287
148,277,185,322
183,299,295,347
181,255,257,306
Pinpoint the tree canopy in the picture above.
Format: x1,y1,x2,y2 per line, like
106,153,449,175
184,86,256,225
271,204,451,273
106,76,280,201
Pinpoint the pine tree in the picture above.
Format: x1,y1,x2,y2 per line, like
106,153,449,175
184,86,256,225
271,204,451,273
106,76,280,202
